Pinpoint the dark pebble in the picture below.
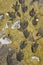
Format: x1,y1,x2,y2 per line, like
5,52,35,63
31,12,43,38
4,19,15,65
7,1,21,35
29,8,35,17
18,20,28,31
20,20,28,29
12,1,19,12
19,0,25,4
7,12,16,19
22,5,28,13
23,29,30,38
16,51,24,61
32,16,38,25
20,41,27,49
31,43,39,53
17,12,21,17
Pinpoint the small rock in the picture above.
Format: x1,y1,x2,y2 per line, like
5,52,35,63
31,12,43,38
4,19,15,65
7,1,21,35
0,36,12,44
23,30,30,38
17,12,21,17
20,41,27,49
32,16,39,25
12,1,19,12
16,51,24,61
20,20,28,29
31,56,40,62
22,5,28,13
19,0,25,4
7,12,16,20
5,13,9,16
31,43,39,53
29,8,35,17
0,14,4,20
11,20,21,29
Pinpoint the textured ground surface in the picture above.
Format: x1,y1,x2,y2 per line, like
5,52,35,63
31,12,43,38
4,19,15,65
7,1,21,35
0,0,43,65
